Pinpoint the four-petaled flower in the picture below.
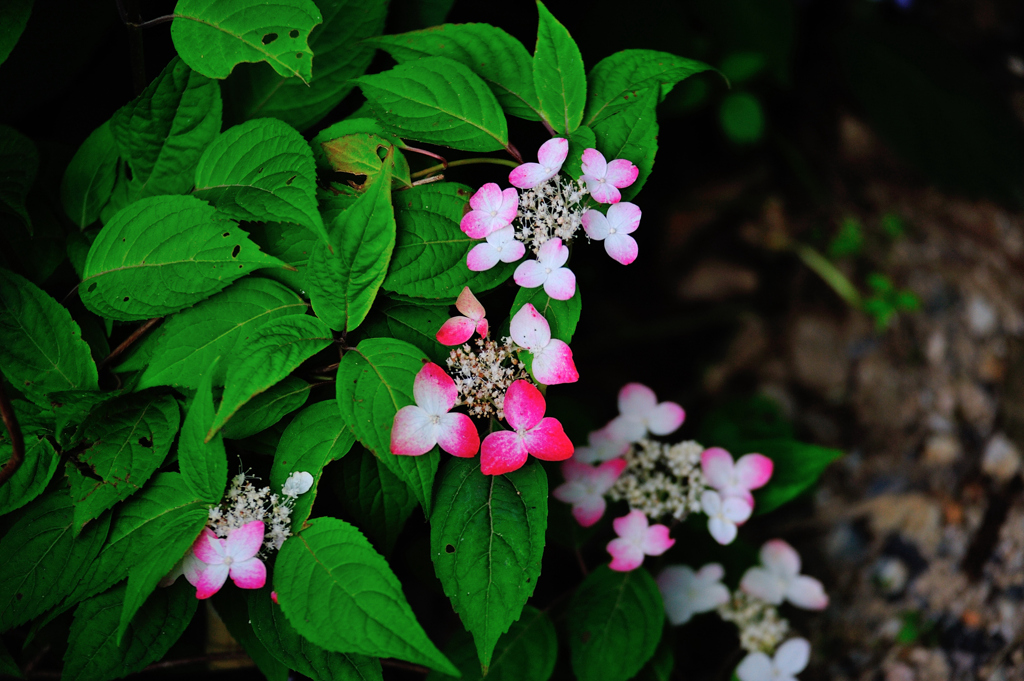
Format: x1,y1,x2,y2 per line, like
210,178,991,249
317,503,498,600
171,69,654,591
509,138,568,189
390,363,480,458
606,510,675,571
436,287,489,346
552,458,627,527
185,521,267,599
606,383,685,443
701,447,773,508
460,183,519,239
582,203,642,265
467,225,526,271
739,539,829,610
514,238,576,301
480,380,573,475
656,563,730,625
736,638,811,681
701,489,752,545
580,148,639,204
282,471,314,498
572,427,631,464
509,303,579,385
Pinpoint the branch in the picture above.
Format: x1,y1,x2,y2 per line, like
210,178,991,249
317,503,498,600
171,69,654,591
0,381,25,487
381,659,431,675
100,317,162,370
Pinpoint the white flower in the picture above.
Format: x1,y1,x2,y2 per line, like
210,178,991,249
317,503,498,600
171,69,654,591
736,638,810,681
657,563,730,625
282,471,314,498
740,540,828,610
701,489,752,545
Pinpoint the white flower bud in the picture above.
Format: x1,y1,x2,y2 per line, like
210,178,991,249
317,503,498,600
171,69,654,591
282,471,314,498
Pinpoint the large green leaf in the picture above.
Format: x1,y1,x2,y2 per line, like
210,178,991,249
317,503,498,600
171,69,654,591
532,2,586,135
332,443,417,556
221,375,311,440
0,430,58,516
0,268,98,396
211,589,289,681
170,0,322,82
590,88,658,201
178,359,228,504
431,458,548,670
61,122,119,229
0,124,38,234
275,517,457,675
510,286,581,344
0,0,32,67
357,56,509,152
243,221,319,294
748,438,843,515
359,303,451,365
80,194,286,321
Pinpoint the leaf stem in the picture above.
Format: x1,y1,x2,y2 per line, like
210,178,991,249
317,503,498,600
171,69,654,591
0,381,24,488
119,0,148,95
410,157,521,180
100,317,163,370
791,243,862,308
381,659,431,674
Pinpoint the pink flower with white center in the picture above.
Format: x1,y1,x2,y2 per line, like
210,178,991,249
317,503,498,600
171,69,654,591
436,287,489,346
466,225,526,271
460,183,519,239
701,447,774,508
606,510,675,571
513,238,576,301
509,138,568,189
553,458,627,527
582,203,642,265
573,427,631,464
579,148,639,204
509,303,578,385
185,522,267,599
606,383,685,444
657,563,730,625
740,539,829,610
390,362,480,458
480,379,573,475
736,638,810,681
701,490,752,545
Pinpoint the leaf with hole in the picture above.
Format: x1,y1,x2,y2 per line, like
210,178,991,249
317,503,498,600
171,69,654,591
532,2,586,135
61,122,119,229
332,443,417,556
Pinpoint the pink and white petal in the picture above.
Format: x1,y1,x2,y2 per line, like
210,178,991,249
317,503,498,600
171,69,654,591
509,162,553,189
700,489,723,515
193,563,230,599
761,539,802,578
553,477,589,506
182,552,208,587
697,563,726,583
390,405,439,456
436,412,480,458
605,414,646,444
604,233,638,265
499,238,526,263
455,287,485,321
692,581,730,614
708,516,738,545
607,538,645,572
271,591,279,605
476,318,489,338
497,188,519,223
192,529,226,565
736,652,774,681
593,458,628,490
734,453,774,490
581,209,610,240
467,243,501,271
469,182,503,212
606,202,642,234
646,401,685,435
503,380,546,430
723,488,755,509
514,259,548,289
589,182,622,205
460,210,499,239
641,524,676,555
774,638,811,675
543,268,576,301
228,556,267,589
480,431,529,475
740,566,786,604
510,303,551,350
225,521,265,562
618,383,658,417
722,496,754,525
591,427,631,459
613,510,650,540
436,316,476,346
414,362,458,414
524,417,574,461
605,159,640,188
701,447,736,489
532,340,579,386
572,496,607,527
580,148,607,178
786,576,829,610
538,238,569,268
537,137,569,168
657,566,697,625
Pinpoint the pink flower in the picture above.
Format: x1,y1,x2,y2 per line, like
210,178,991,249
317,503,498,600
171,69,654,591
185,522,267,599
582,203,642,265
513,238,576,301
606,510,675,571
573,427,631,464
467,225,526,271
552,458,627,527
509,138,568,189
657,563,730,625
701,447,773,508
736,638,810,681
579,148,639,204
606,383,685,443
739,539,828,610
509,303,579,385
390,363,480,458
480,380,573,475
460,183,518,239
436,287,488,346
701,490,752,545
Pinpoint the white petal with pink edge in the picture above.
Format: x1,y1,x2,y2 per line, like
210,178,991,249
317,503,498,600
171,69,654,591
510,304,551,350
435,412,480,458
735,453,774,490
543,268,576,301
225,521,264,561
455,287,485,321
605,159,639,188
603,233,638,265
191,528,226,564
502,380,546,430
537,138,568,168
607,538,645,571
228,556,267,589
641,524,675,555
786,575,828,610
192,563,230,599
413,363,458,415
531,339,579,385
390,405,439,456
436,316,476,346
513,259,547,289
480,431,529,475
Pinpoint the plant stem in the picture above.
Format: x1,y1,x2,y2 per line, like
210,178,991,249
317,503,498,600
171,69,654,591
792,243,862,308
410,157,520,180
120,0,147,95
0,381,24,488
100,317,163,369
381,659,431,674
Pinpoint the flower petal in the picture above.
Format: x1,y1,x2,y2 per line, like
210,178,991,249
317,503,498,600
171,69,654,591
390,405,438,456
613,509,649,541
641,524,675,555
509,162,554,189
499,238,526,263
739,566,786,604
532,340,579,385
229,556,267,589
736,652,774,681
604,233,638,265
571,496,607,527
510,303,551,350
524,417,574,461
580,148,607,178
618,383,658,417
455,287,485,321
589,182,622,205
607,538,645,571
480,431,529,475
786,576,829,610
467,243,501,271
606,202,642,234
414,362,457,415
582,209,610,240
436,316,476,346
503,379,546,430
700,489,722,515
192,529,226,564
182,551,207,587
538,238,569,268
647,401,685,435
460,210,500,239
476,318,489,338
514,259,547,289
657,565,698,625
543,268,576,301
774,638,811,675
604,414,646,444
436,412,480,458
708,516,737,545
701,447,736,489
594,458,628,490
497,187,520,223
761,539,802,577
537,137,569,169
469,182,503,212
193,563,230,599
722,496,753,524
735,453,774,490
225,521,265,561
605,159,639,188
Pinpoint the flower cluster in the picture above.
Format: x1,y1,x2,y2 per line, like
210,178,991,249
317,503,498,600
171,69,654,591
605,438,706,521
446,337,527,420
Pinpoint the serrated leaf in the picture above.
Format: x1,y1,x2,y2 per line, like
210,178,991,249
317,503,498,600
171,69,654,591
243,221,319,293
566,565,664,681
431,458,547,670
561,125,595,180
275,517,458,675
61,122,119,229
194,118,327,242
271,400,355,531
332,443,417,556
222,375,311,440
532,1,586,135
319,133,405,191
511,284,581,344
0,431,58,516
0,124,38,234
211,589,289,681
179,358,228,503
0,267,98,396
360,303,451,365
591,88,658,201
81,194,287,321
50,389,114,450
749,438,843,515
336,337,440,513
311,118,404,172
170,0,322,82
0,0,32,67
357,56,509,152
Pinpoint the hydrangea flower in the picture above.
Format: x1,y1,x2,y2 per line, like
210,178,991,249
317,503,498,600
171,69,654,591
509,303,578,385
509,138,568,189
579,148,639,204
606,509,675,571
436,287,488,346
657,563,730,625
740,539,829,610
582,203,642,265
701,447,773,507
390,363,480,458
460,183,519,239
282,471,314,498
185,521,267,599
701,489,752,545
467,225,526,271
480,379,573,475
552,458,627,527
513,238,576,301
736,638,811,681
606,383,685,443
572,427,631,464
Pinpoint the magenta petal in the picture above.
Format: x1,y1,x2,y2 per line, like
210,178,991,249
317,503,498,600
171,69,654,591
524,417,574,461
543,268,576,301
229,556,267,589
514,259,547,289
613,510,649,540
503,380,545,430
436,316,475,346
476,318,488,338
390,405,438,456
618,383,657,416
537,137,569,168
572,497,607,527
225,521,265,561
581,209,610,240
192,529,226,564
735,453,773,490
193,563,230,599
532,340,579,385
436,412,480,458
641,524,675,555
414,362,457,414
595,458,628,486
605,158,639,188
480,431,529,475
467,243,501,271
460,210,498,239
510,303,551,350
607,538,645,571
604,233,638,265
580,148,607,178
646,401,685,435
509,162,554,189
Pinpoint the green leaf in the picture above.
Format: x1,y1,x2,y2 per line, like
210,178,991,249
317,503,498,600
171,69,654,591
133,277,307,390
357,56,509,152
170,0,322,82
275,517,457,675
360,303,451,365
211,589,289,681
243,221,319,293
591,88,658,202
221,375,311,440
431,458,548,670
271,400,355,531
311,118,400,171
371,24,540,121
225,0,388,131
532,1,586,135
318,133,406,190
511,286,581,344
51,390,116,450
64,580,197,681
382,183,516,299
748,439,842,515
332,443,417,556
193,118,327,242
0,124,38,234
566,565,664,681
0,0,31,66
68,393,181,533
719,92,764,144
633,626,674,681
0,267,98,395
81,194,287,321
178,358,228,504
0,431,58,516
109,56,222,201
561,125,595,180
336,337,440,513
61,122,119,229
